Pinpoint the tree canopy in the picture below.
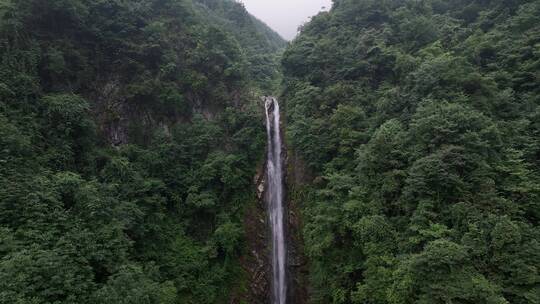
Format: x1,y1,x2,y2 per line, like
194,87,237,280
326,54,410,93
0,0,279,303
282,0,540,303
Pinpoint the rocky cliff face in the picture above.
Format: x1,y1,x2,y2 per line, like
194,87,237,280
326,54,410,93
234,103,309,304
232,163,271,304
90,75,238,147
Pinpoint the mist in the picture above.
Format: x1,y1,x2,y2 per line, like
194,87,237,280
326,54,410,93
240,0,332,40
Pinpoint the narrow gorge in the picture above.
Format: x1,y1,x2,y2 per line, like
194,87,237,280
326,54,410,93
1,0,539,304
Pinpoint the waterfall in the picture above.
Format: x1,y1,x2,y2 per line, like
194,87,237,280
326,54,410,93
265,97,287,304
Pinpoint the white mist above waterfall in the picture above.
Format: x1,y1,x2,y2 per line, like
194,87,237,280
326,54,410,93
265,97,287,304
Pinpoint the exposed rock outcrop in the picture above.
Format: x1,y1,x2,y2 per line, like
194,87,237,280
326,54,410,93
233,162,271,304
234,98,309,304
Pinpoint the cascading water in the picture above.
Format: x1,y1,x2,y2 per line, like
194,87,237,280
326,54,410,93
264,97,287,304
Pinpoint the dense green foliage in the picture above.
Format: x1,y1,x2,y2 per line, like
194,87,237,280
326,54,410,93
0,0,276,303
282,0,540,303
194,0,287,92
3,0,539,302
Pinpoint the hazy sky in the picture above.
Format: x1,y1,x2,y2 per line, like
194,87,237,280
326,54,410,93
240,0,332,40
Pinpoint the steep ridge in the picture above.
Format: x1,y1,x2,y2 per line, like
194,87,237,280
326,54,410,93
193,0,287,93
0,0,283,303
282,0,540,303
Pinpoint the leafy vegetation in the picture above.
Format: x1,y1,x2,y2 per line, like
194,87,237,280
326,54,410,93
282,0,540,303
2,0,539,302
194,0,287,92
0,0,279,303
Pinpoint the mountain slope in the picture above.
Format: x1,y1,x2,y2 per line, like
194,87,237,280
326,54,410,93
194,0,287,92
282,0,540,303
0,0,275,303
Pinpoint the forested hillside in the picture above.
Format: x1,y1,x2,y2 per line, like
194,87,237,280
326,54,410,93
194,0,286,92
0,0,284,303
282,0,540,303
2,0,540,303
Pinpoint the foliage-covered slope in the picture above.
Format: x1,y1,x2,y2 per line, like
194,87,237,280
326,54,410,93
282,0,540,303
194,0,287,92
0,0,272,303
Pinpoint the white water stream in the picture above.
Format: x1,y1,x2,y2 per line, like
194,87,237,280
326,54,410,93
264,97,287,304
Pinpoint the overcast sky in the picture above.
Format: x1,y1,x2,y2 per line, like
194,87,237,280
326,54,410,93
240,0,332,40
